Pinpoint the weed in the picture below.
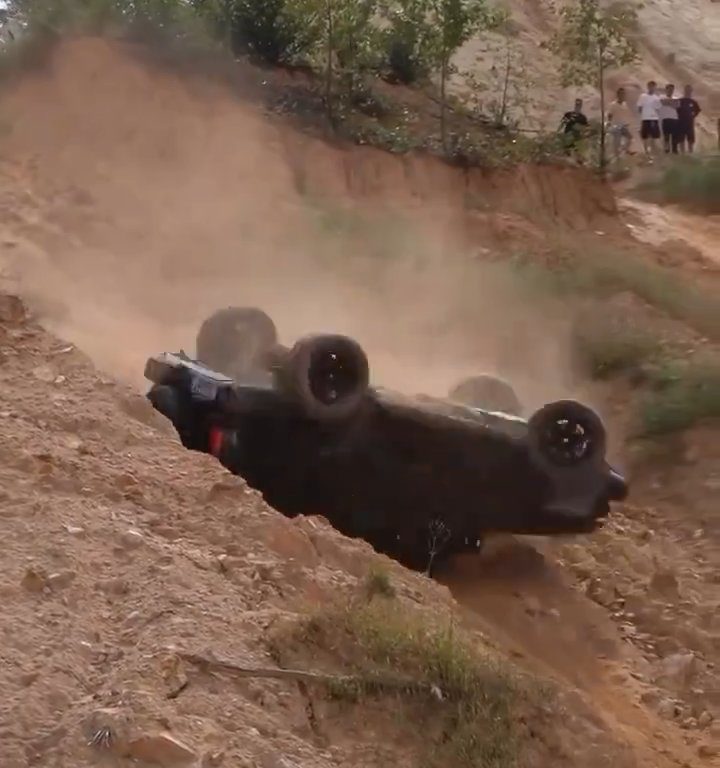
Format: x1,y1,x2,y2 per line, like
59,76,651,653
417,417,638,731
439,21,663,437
348,121,418,154
634,153,720,214
364,566,396,599
508,247,720,342
292,599,524,768
574,324,663,380
636,358,720,437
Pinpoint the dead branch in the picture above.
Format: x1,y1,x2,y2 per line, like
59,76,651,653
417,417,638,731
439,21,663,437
173,649,443,699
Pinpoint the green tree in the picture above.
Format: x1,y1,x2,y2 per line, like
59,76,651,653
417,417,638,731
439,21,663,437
423,0,506,151
14,0,211,41
207,0,310,63
462,24,535,129
543,0,640,169
487,32,534,128
379,0,436,85
285,0,381,126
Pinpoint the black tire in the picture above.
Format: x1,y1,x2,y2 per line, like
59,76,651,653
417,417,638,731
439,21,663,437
195,306,278,379
278,333,370,422
147,384,184,425
527,399,607,472
448,374,523,416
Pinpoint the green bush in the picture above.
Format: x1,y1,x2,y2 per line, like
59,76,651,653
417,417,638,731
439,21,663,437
637,358,720,436
637,153,720,214
572,322,663,380
381,1,434,85
11,0,215,44
507,248,720,342
222,0,313,64
363,565,396,599
296,600,523,768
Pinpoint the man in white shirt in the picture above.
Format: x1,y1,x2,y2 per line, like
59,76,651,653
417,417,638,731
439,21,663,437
606,86,635,160
658,83,680,154
637,80,663,159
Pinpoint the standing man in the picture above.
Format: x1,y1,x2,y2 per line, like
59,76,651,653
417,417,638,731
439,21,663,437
676,84,702,154
637,80,663,160
658,83,680,154
606,86,635,160
559,98,589,159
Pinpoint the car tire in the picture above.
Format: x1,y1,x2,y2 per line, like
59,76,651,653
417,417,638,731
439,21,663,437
196,306,278,379
448,374,523,416
278,333,370,422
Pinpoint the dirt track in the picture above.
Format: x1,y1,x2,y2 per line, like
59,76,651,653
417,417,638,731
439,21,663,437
0,37,718,768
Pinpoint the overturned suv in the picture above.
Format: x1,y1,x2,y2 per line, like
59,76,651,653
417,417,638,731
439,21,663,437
145,306,628,575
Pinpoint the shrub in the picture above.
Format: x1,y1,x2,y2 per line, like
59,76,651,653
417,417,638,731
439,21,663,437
572,321,663,380
222,0,313,64
293,599,524,768
363,565,396,598
637,358,720,437
636,153,720,214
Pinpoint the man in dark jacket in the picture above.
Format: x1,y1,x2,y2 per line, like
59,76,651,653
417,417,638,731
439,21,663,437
675,84,702,154
559,98,589,159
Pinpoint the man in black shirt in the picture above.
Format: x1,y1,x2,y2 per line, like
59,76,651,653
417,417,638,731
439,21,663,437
675,84,701,153
559,98,589,158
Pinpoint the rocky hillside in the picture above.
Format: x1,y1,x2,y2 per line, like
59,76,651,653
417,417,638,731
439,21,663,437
0,292,679,768
0,33,717,768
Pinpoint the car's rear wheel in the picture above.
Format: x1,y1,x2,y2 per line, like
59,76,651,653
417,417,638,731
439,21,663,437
275,333,370,422
448,374,522,416
195,306,278,379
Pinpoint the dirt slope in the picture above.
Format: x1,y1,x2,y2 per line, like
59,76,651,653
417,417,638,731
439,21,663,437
0,296,636,766
0,289,704,768
0,36,718,768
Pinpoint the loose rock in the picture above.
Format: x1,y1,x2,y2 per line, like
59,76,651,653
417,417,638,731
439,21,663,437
126,732,198,766
653,652,700,691
698,742,718,759
698,711,714,729
47,570,76,590
121,529,145,550
21,566,47,593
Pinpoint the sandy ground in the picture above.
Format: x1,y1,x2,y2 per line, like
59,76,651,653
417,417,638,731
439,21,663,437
0,36,718,768
618,198,720,267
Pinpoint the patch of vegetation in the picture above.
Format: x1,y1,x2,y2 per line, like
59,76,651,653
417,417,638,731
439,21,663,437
634,154,720,214
11,0,216,46
572,321,663,380
363,565,396,599
270,596,532,768
508,247,720,342
1,0,597,168
636,357,720,437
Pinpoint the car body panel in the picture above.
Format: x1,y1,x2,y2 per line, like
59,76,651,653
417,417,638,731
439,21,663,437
145,351,628,572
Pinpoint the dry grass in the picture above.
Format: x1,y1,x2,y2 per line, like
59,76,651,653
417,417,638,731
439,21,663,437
363,565,397,599
633,153,720,215
636,357,720,437
508,244,720,342
270,591,534,768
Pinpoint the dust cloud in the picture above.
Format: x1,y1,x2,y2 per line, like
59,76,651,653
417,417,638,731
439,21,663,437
0,37,578,411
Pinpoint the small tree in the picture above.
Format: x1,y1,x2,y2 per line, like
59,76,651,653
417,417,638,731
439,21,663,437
379,0,436,85
209,0,313,64
478,26,535,129
285,0,381,126
423,0,506,151
543,0,640,169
